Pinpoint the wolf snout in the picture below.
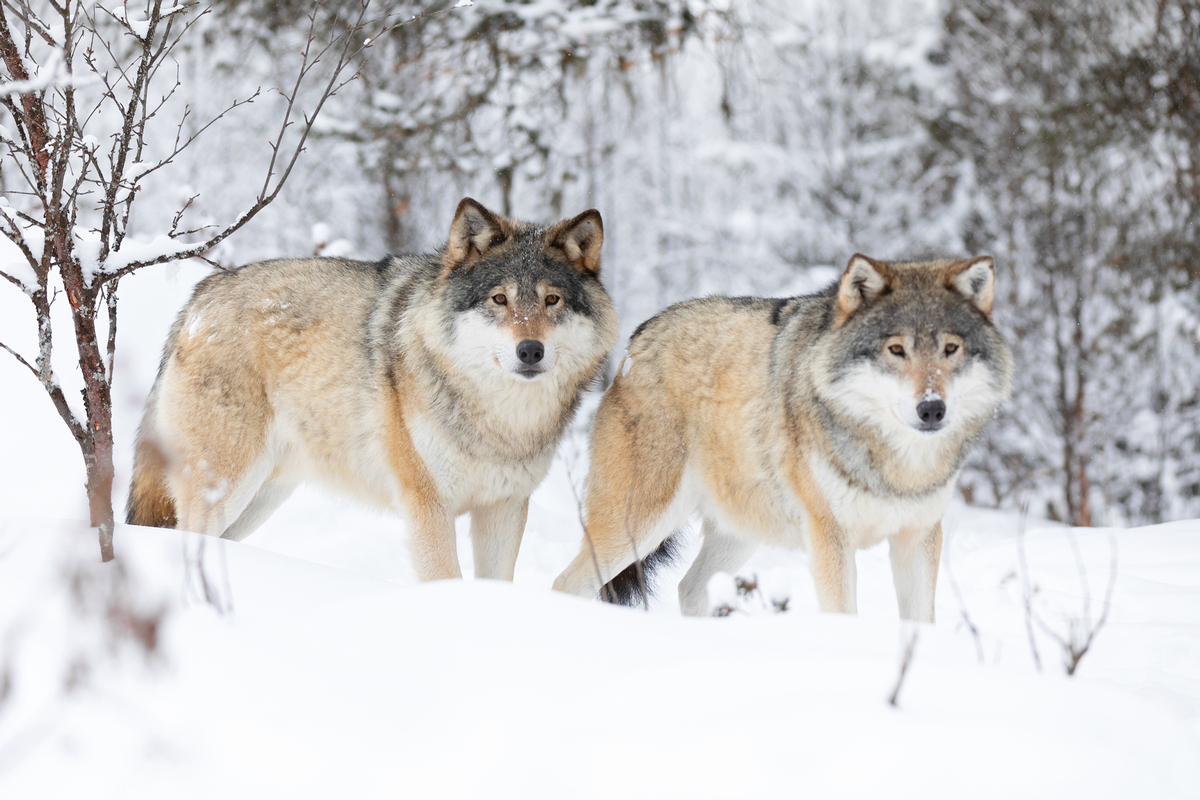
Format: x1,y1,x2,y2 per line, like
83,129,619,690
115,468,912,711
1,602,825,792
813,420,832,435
516,339,545,365
916,399,946,429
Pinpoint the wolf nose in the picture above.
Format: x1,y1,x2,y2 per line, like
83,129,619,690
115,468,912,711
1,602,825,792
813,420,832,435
516,339,544,365
917,399,946,425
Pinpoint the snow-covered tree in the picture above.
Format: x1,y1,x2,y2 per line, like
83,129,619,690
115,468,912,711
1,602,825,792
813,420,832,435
0,0,366,559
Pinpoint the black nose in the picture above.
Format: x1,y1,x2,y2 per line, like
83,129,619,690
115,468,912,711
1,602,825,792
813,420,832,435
516,339,544,365
917,399,946,425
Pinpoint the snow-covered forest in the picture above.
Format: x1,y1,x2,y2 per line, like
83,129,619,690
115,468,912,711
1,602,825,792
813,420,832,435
1,0,1198,794
3,0,1198,526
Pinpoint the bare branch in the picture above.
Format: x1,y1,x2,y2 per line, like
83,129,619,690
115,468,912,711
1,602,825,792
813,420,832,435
103,281,117,381
167,193,199,237
943,533,984,664
564,457,613,604
888,627,919,708
131,89,262,186
1015,500,1043,672
0,210,40,293
0,339,36,376
0,4,51,193
622,485,648,611
96,0,375,283
97,0,173,264
0,0,56,48
256,1,370,205
38,368,89,448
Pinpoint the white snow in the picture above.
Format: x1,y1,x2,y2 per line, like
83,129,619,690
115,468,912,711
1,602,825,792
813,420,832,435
0,510,1198,797
0,49,65,96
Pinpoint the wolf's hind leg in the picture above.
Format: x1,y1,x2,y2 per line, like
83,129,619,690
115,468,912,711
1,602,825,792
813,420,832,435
888,521,941,623
552,376,688,599
469,496,529,580
220,480,298,542
172,450,277,538
677,518,759,616
551,478,692,598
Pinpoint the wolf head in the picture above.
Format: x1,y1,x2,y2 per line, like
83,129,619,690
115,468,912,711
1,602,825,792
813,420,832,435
816,254,1013,450
436,198,617,385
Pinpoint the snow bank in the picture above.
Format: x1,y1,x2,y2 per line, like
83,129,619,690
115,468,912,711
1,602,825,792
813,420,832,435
0,516,1197,798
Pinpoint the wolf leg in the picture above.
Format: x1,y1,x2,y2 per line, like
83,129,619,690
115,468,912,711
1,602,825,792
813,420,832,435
552,503,688,597
888,521,941,623
807,517,857,614
677,518,759,616
469,496,529,580
173,450,277,538
551,483,692,598
220,480,298,542
405,500,461,580
553,380,688,598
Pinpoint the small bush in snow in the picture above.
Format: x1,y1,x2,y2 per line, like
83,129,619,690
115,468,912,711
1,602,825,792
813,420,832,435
707,569,791,617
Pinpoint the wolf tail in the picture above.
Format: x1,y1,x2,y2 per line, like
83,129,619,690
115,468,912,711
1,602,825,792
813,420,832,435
126,422,177,528
126,306,190,529
601,534,683,607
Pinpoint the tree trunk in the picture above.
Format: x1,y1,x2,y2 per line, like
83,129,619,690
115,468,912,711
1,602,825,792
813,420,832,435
62,263,117,562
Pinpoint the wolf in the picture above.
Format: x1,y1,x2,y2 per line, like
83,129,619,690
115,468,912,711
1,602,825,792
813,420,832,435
552,254,1013,621
127,198,618,581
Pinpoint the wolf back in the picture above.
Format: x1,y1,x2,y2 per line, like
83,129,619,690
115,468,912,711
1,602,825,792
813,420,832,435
553,255,1013,620
127,198,618,581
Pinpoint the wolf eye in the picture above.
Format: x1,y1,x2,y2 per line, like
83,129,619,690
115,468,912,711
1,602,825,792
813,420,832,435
944,343,960,356
545,294,560,306
888,344,905,357
492,293,507,305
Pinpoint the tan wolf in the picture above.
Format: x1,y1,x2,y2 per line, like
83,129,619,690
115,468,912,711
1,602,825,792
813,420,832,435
553,255,1013,621
127,198,618,581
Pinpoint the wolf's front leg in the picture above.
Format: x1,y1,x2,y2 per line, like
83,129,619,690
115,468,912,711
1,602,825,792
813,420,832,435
807,516,858,614
469,496,530,580
405,500,461,580
888,521,941,623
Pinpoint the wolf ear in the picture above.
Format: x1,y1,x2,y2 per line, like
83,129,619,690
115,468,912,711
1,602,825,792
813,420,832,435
945,256,995,318
835,254,892,326
548,209,603,277
445,198,507,272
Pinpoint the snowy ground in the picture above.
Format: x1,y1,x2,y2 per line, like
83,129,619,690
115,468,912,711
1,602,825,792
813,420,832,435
1,503,1199,798
2,268,1200,797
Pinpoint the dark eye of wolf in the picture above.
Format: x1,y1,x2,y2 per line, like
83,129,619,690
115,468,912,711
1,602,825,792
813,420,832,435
545,294,560,306
492,293,507,305
888,344,905,357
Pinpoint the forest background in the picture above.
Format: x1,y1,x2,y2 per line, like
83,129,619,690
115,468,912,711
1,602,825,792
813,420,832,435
2,0,1199,530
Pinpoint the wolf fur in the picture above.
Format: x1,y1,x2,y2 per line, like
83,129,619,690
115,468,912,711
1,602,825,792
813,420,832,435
127,198,618,581
552,255,1013,621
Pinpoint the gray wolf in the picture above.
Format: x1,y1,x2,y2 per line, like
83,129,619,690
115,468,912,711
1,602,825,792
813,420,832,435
128,198,618,581
552,255,1013,621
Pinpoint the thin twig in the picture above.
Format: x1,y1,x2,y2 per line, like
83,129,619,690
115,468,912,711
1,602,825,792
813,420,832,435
96,0,374,283
943,531,984,664
103,281,117,382
888,626,919,708
564,457,612,603
621,481,649,611
1026,530,1118,676
0,339,36,376
1015,499,1043,672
